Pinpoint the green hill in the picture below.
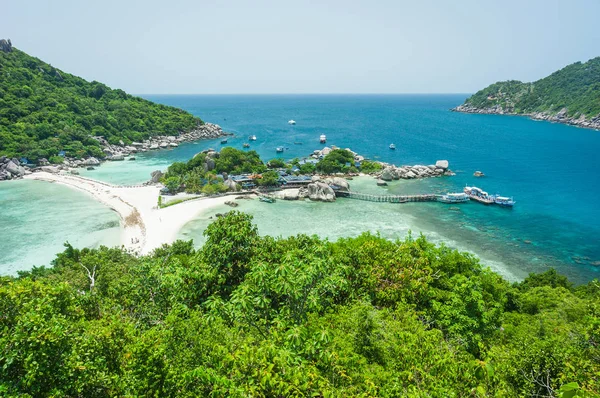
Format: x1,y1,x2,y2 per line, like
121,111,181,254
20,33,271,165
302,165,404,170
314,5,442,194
454,57,600,128
0,40,202,162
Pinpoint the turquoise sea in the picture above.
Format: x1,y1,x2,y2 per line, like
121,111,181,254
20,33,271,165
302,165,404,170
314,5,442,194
1,95,599,283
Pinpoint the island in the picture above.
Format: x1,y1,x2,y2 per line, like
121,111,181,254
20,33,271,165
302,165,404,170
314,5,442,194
453,56,600,130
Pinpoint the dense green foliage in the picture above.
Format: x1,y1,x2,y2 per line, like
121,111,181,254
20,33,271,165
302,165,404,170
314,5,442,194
163,148,380,194
316,149,356,174
214,147,266,175
0,47,202,161
463,57,600,118
1,212,598,396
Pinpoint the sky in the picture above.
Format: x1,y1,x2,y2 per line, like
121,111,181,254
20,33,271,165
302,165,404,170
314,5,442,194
2,0,600,94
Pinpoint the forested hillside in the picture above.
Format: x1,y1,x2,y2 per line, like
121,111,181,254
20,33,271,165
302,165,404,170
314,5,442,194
1,212,598,397
0,40,201,161
455,57,600,126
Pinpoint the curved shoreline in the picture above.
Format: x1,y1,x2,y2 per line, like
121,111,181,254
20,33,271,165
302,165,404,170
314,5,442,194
24,172,234,255
452,104,600,131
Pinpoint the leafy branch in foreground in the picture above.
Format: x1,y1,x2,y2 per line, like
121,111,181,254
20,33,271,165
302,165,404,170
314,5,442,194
1,212,598,396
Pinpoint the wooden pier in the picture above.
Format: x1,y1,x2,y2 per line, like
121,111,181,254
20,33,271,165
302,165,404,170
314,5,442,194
337,191,440,203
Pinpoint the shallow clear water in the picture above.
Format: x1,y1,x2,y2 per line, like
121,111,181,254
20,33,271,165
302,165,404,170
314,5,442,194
2,94,599,283
0,180,121,275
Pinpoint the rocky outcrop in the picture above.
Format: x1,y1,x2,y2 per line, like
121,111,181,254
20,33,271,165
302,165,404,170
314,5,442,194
150,170,163,184
75,123,232,171
0,157,27,180
81,157,100,166
453,104,600,130
375,161,451,181
307,182,336,202
224,178,238,191
435,160,449,170
0,39,12,53
40,166,61,174
323,177,349,192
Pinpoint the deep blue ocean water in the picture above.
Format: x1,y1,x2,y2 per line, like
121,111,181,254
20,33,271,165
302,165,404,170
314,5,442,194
142,94,600,283
2,94,599,282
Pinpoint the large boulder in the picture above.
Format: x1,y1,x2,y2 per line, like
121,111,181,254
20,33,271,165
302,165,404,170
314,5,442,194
381,167,394,181
330,177,350,192
224,178,239,191
405,170,417,179
321,147,332,156
150,170,163,183
307,182,336,202
40,166,60,173
82,157,100,166
204,158,216,172
435,160,449,170
282,189,300,200
6,161,25,177
109,154,125,161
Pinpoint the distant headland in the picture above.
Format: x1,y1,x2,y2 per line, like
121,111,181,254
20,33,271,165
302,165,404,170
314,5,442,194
453,57,600,130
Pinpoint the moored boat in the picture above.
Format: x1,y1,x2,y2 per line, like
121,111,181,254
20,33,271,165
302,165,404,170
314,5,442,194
438,192,469,204
288,120,296,125
249,135,257,141
319,134,327,144
276,146,284,153
493,195,516,207
220,138,228,144
259,195,275,203
389,143,396,150
463,186,494,204
243,143,250,148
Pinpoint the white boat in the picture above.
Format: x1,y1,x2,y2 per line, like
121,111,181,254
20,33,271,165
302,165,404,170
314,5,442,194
438,192,469,204
389,144,396,150
288,120,296,125
464,186,494,204
319,134,327,144
249,135,257,141
493,195,516,207
276,146,284,153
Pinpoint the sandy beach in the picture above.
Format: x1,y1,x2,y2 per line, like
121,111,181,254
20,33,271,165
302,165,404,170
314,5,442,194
24,172,235,254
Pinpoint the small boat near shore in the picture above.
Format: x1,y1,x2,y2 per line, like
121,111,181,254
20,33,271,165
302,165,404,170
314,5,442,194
220,138,228,144
389,143,396,150
259,195,275,203
276,147,284,153
320,134,327,144
249,135,257,141
464,186,494,204
243,143,250,148
438,192,469,204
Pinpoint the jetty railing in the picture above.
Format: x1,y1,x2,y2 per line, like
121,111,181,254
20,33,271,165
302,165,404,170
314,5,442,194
338,191,441,203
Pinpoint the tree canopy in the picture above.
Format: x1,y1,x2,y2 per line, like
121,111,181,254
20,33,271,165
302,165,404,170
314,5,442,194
1,212,598,396
462,57,600,118
0,47,202,161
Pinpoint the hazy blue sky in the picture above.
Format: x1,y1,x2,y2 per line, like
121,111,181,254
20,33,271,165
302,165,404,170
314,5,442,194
3,0,600,94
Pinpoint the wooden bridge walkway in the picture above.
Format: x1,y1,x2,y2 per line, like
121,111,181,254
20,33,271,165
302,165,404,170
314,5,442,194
338,191,441,203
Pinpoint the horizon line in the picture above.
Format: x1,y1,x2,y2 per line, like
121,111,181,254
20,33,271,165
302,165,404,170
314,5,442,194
135,92,473,96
